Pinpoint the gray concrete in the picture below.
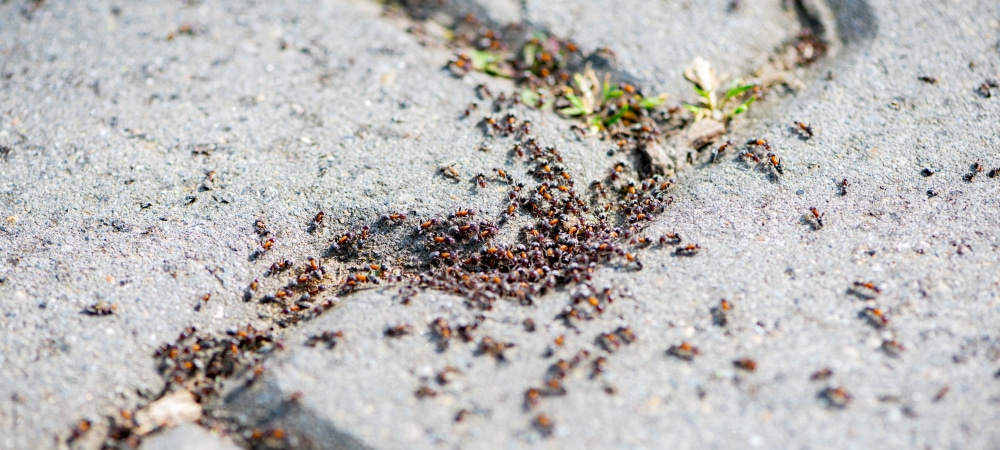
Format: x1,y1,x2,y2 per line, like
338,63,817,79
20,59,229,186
1,0,999,449
139,423,241,450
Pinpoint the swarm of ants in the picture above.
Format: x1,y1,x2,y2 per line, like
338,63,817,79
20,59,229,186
88,3,848,446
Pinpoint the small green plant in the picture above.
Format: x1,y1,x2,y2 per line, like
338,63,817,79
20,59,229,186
683,57,756,123
556,67,668,134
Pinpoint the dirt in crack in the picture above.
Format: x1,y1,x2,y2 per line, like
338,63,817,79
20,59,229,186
81,1,834,448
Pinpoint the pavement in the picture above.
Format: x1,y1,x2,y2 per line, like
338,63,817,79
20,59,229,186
1,0,999,449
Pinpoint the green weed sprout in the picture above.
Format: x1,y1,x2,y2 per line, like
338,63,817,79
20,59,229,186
557,67,668,134
683,57,756,123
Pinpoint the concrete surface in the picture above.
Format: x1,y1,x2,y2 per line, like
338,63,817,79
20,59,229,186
1,0,999,449
138,423,241,450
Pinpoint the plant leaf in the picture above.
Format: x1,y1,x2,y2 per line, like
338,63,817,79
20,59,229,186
683,103,706,116
604,104,629,126
522,43,539,66
691,85,710,101
468,50,496,71
724,83,755,101
729,96,757,117
520,89,540,107
638,93,668,110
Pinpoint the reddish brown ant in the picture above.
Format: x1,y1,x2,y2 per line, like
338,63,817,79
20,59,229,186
881,339,904,357
83,301,117,316
733,358,757,372
384,324,414,338
667,342,700,361
807,207,824,230
674,243,701,256
793,121,814,138
820,386,852,408
533,414,554,437
414,385,438,398
853,281,881,294
810,368,833,381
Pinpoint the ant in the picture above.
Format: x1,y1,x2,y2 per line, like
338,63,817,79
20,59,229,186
860,306,889,329
853,281,881,294
477,336,514,361
839,178,849,196
83,301,117,316
659,233,682,245
807,207,824,230
988,167,1000,178
810,368,833,381
463,103,478,117
440,165,461,181
766,153,784,175
881,339,904,357
674,243,701,256
793,121,814,138
917,76,938,84
414,385,438,398
667,342,700,361
746,138,773,152
820,387,852,408
733,358,757,372
711,140,734,163
384,324,414,338
305,330,343,349
381,212,407,222
711,299,732,326
533,414,554,437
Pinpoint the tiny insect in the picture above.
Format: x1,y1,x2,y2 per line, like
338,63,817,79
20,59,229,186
733,358,757,372
83,301,117,316
314,211,325,224
810,367,833,381
881,339,904,357
414,385,438,398
861,306,889,328
839,178,849,195
767,153,784,175
712,140,735,163
305,330,343,349
917,76,938,84
436,366,461,385
808,207,825,230
932,386,950,402
431,317,452,350
667,342,700,361
793,121,814,138
440,165,461,180
988,168,1000,178
820,386,852,408
711,299,732,326
533,414,554,437
853,281,881,294
384,324,414,338
674,243,701,256
659,233,682,245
